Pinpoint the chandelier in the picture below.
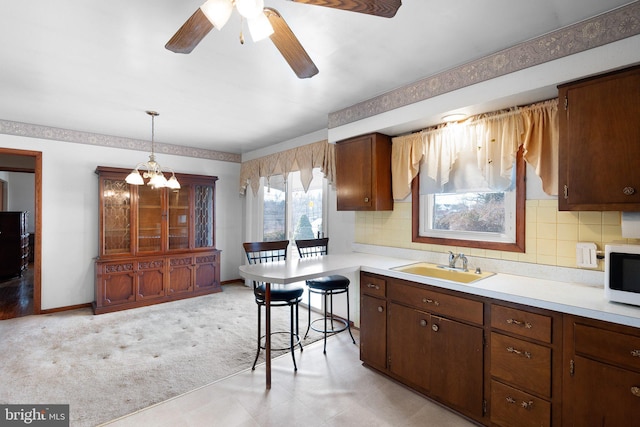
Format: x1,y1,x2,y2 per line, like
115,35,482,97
125,111,180,190
200,0,274,43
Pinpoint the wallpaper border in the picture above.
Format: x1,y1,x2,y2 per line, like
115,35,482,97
0,119,241,163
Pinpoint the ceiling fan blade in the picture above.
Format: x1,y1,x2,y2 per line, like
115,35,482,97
291,0,401,18
265,8,319,79
165,8,214,54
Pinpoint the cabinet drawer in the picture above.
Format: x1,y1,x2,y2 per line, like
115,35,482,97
490,380,550,427
491,304,552,343
388,282,483,325
491,332,551,397
361,274,386,298
575,323,640,372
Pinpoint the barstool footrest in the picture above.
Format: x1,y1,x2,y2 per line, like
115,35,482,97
308,316,349,335
259,331,301,352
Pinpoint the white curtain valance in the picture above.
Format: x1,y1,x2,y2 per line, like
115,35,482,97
392,98,558,199
239,140,336,196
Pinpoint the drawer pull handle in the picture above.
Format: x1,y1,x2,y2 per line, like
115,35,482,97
506,318,532,329
507,346,532,359
367,284,380,290
632,387,640,397
506,397,516,404
432,324,439,332
631,350,640,358
420,319,427,327
521,400,534,410
422,298,440,306
377,306,384,313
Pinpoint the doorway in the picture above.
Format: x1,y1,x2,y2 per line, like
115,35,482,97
0,148,41,319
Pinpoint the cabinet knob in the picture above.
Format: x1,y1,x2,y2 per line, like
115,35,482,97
632,386,640,398
364,197,370,203
631,350,640,358
367,283,380,290
377,306,384,313
431,324,439,332
420,319,427,327
623,187,636,195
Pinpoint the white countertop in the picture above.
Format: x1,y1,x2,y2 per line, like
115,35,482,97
240,251,640,329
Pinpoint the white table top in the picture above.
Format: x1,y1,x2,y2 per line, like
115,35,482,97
238,252,640,329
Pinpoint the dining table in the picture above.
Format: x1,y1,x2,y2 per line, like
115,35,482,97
238,253,363,389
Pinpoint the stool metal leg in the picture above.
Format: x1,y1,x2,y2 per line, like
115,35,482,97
345,287,356,344
304,287,312,340
252,303,262,370
290,303,298,371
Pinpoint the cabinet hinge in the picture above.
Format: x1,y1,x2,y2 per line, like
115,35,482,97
569,359,575,377
564,95,568,111
483,400,487,415
564,185,569,200
388,356,391,367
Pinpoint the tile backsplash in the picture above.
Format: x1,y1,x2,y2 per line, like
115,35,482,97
355,199,640,271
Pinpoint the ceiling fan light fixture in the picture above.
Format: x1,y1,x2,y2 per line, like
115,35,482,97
247,12,274,42
200,0,233,30
236,0,264,19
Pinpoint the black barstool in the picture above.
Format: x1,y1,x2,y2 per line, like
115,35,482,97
243,240,304,370
296,238,356,354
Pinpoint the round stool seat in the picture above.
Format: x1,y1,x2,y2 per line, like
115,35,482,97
306,275,350,291
254,284,304,302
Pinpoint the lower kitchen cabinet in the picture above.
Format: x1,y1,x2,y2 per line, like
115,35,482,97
489,303,563,427
360,274,387,371
563,316,640,427
362,272,485,423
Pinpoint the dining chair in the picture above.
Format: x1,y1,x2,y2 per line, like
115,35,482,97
295,238,356,353
243,240,304,370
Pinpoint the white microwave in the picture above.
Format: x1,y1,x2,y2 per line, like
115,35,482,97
604,244,640,307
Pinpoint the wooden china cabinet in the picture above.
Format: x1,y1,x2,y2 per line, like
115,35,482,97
93,166,221,314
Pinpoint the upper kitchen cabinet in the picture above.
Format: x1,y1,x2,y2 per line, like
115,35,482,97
335,133,393,211
558,65,640,211
94,166,221,314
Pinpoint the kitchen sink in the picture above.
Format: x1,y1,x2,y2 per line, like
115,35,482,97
391,262,494,284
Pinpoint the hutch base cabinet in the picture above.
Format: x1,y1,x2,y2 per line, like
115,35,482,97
93,167,221,314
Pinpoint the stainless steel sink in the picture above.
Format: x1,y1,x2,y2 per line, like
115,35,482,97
391,262,494,284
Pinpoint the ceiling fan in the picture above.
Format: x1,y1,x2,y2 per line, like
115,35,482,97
165,0,402,79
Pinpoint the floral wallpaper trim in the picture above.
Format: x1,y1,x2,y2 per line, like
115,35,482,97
328,2,640,128
0,119,241,163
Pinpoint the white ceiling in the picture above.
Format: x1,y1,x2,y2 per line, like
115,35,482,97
0,0,634,155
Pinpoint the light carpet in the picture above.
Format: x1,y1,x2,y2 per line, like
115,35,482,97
0,283,319,426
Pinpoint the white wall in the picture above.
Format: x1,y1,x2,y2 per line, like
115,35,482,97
0,134,243,310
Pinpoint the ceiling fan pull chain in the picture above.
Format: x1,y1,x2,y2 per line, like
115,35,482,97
239,15,245,44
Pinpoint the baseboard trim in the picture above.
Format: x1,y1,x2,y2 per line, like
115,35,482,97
40,302,92,314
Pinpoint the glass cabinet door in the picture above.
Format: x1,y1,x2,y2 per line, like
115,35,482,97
137,184,162,252
102,178,131,255
168,186,190,250
194,184,214,248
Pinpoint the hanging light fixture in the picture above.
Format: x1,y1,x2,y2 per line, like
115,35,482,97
125,111,180,190
199,0,274,43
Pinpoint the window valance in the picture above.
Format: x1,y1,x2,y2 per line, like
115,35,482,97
239,140,336,196
392,98,558,199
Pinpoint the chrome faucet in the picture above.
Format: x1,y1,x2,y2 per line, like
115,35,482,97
448,251,468,271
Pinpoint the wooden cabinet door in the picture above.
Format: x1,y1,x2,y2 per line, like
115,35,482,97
136,259,165,300
387,302,431,391
336,133,392,211
99,262,136,307
194,252,220,292
168,255,194,295
559,66,640,210
566,355,640,427
430,315,484,419
360,294,387,371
